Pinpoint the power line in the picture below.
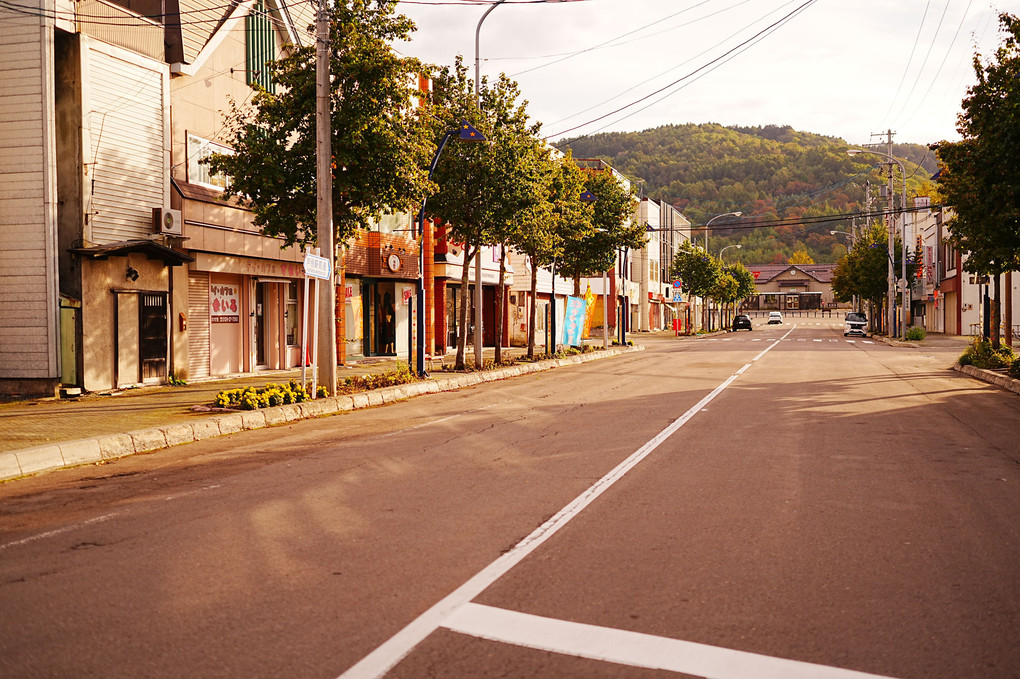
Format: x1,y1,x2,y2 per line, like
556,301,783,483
548,0,818,142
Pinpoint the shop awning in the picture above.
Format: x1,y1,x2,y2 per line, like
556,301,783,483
71,240,194,266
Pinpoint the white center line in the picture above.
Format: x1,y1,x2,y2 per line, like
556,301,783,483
340,329,793,679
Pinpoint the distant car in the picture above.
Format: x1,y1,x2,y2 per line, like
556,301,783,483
732,314,752,331
767,311,783,325
844,312,867,337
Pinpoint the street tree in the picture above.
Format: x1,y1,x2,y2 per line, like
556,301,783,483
830,223,916,333
557,167,643,294
427,58,543,369
669,240,721,331
932,12,1020,348
207,1,433,252
720,262,757,323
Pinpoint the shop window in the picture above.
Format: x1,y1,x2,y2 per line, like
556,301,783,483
286,281,299,346
187,134,232,190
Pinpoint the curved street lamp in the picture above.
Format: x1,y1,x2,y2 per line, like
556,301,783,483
703,211,742,252
413,121,487,376
847,148,907,337
719,244,742,260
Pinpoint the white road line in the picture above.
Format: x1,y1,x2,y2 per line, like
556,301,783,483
443,603,899,679
813,339,822,342
0,513,118,551
864,341,874,344
339,334,790,679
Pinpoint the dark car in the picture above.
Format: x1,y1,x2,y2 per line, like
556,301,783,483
732,314,752,331
844,312,867,337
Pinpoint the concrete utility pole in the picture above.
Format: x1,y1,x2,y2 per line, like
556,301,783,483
315,0,337,394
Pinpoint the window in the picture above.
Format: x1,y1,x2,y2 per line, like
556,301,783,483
187,134,232,190
246,2,276,93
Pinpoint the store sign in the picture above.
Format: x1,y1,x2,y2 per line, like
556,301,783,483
211,284,239,323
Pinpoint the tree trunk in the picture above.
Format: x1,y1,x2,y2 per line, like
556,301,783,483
528,258,538,360
1005,271,1014,349
992,267,1002,350
495,248,506,365
455,246,475,370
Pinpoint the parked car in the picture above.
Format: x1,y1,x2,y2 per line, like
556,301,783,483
732,314,752,331
767,311,783,324
844,312,867,337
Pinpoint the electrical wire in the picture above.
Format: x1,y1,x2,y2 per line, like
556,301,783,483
889,0,952,125
547,0,817,142
896,0,974,130
544,0,801,128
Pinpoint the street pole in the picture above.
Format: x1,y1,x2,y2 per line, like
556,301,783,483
315,1,337,394
472,0,506,370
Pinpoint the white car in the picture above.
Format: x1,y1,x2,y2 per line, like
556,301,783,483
767,311,783,325
844,312,867,337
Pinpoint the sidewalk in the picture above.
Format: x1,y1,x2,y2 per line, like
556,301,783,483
0,345,635,482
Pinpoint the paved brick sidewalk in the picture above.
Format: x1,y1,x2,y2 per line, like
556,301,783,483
2,344,619,480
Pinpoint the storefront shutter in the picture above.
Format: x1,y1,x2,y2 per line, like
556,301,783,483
188,272,210,379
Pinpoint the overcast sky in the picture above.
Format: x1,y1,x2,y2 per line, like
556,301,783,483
393,0,1016,148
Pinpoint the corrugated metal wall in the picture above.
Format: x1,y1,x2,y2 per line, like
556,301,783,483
188,272,210,379
86,44,166,244
0,3,59,380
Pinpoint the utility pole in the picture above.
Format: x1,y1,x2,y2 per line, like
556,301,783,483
315,0,337,394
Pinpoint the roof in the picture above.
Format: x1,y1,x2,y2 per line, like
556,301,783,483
71,240,195,266
747,263,836,284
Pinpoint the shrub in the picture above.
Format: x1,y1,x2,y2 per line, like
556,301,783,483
214,380,308,410
959,339,1016,370
1010,357,1020,379
904,326,926,341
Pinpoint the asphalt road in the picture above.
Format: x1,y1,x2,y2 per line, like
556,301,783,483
1,321,1018,679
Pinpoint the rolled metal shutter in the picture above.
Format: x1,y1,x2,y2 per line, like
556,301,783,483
188,272,210,379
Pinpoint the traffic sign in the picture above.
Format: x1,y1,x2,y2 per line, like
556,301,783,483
672,280,682,289
303,252,331,280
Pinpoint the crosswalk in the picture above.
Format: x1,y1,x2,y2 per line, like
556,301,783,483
700,336,874,345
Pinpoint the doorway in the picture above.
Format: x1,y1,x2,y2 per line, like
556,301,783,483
254,282,268,367
139,293,168,383
363,280,397,356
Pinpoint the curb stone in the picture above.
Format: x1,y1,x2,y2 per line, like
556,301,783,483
954,363,1020,395
0,346,641,482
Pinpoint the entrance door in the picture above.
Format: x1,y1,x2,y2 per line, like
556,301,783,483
255,283,267,367
139,293,168,383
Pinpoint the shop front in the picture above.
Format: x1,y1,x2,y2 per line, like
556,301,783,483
344,231,419,360
187,253,306,379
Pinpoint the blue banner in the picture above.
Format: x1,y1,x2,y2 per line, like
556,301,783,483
562,296,587,347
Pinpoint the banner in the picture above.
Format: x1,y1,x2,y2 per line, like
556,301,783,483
582,284,597,339
562,296,587,347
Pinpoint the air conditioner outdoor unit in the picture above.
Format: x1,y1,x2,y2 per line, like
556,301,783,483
152,207,182,235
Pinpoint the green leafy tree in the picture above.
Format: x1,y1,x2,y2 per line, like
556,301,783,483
669,240,722,331
207,1,433,251
932,12,1020,348
557,167,644,294
427,58,543,369
831,223,892,332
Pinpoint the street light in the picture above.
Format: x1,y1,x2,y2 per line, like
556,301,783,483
703,211,742,252
473,0,589,367
413,120,487,376
719,244,742,260
847,148,907,337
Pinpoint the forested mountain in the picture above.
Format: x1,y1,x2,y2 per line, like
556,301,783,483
560,124,937,265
